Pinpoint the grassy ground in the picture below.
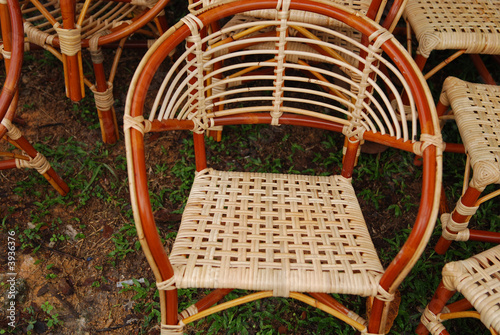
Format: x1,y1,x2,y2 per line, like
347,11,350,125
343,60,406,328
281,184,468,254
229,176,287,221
1,5,500,335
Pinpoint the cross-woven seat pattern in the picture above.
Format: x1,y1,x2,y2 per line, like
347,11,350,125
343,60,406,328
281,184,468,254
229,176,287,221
443,77,500,190
421,244,500,333
170,169,384,297
404,0,500,59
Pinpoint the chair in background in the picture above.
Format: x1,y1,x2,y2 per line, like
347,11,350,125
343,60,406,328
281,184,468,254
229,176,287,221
416,243,500,335
433,77,500,254
21,0,172,143
0,0,69,196
403,0,500,85
188,0,408,141
124,0,442,333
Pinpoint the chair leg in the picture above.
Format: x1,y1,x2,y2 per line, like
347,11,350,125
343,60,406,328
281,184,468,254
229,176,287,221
89,46,119,144
435,187,482,255
469,54,497,85
1,122,69,196
416,280,455,335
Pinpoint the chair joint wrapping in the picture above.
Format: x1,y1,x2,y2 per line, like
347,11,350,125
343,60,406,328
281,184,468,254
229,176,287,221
16,153,51,175
420,305,446,334
54,23,82,56
440,213,470,242
160,322,184,335
91,82,114,111
179,304,198,320
123,115,152,134
157,276,176,291
413,134,444,156
1,118,21,140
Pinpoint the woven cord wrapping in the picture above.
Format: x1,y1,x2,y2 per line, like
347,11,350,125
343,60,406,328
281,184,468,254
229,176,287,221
0,44,10,60
181,14,214,134
420,304,446,335
343,29,392,140
88,33,116,112
24,21,56,50
3,118,51,175
54,22,81,57
412,133,444,157
440,199,479,242
270,0,290,126
123,115,152,134
156,277,185,335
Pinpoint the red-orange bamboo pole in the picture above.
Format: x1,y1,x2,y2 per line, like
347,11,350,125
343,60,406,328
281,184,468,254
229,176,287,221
60,0,84,101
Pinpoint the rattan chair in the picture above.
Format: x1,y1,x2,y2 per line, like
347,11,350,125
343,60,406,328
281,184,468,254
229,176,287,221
21,0,171,143
416,243,500,335
433,77,500,254
404,0,500,84
124,0,442,333
0,0,69,196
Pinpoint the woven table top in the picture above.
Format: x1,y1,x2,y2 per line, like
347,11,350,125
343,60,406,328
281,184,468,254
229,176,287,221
404,0,500,57
169,169,384,297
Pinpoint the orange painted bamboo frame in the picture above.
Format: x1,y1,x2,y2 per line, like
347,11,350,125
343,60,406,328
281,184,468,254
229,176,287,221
0,0,69,196
127,1,440,333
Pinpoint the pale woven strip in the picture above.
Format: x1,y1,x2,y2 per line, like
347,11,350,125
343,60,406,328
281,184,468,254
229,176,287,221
88,32,107,65
0,45,11,60
156,276,176,290
441,196,480,241
54,22,82,56
170,169,384,297
24,21,56,47
270,0,290,126
442,77,500,191
420,305,447,335
344,28,392,140
90,82,114,111
179,304,198,320
404,0,500,58
130,0,157,7
160,322,184,335
1,119,21,140
412,134,444,157
440,213,470,242
181,14,210,134
441,245,500,332
16,153,51,175
123,115,152,134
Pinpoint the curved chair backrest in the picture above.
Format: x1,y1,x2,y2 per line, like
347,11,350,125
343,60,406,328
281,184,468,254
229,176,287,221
125,0,442,333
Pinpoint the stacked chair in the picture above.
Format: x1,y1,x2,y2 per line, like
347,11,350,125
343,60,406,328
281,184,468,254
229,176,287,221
124,0,442,333
417,78,500,334
21,0,172,143
403,0,500,84
0,0,69,196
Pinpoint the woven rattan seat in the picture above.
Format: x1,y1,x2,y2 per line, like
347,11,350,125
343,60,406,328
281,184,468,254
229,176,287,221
404,0,500,83
434,77,500,254
417,244,500,334
125,0,442,333
170,169,384,296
